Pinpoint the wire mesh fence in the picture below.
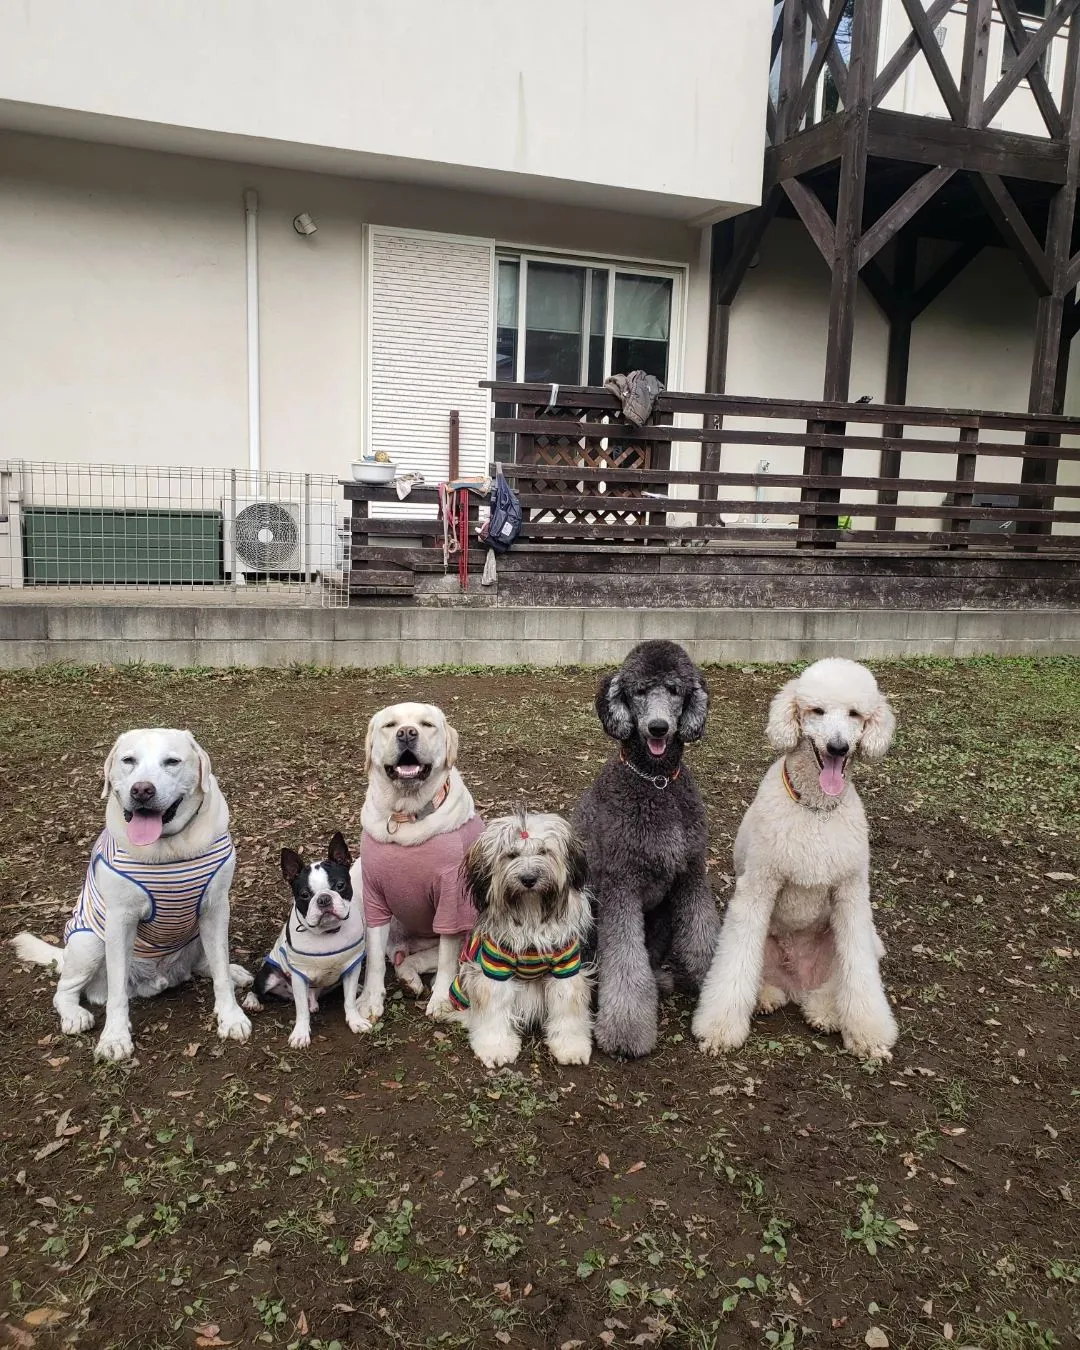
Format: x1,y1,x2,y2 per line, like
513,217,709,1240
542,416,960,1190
0,461,351,606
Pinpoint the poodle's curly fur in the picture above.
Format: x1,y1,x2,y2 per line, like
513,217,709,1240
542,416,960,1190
692,658,898,1062
573,640,719,1060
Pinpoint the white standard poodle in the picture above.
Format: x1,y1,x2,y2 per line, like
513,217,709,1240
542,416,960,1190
692,658,898,1061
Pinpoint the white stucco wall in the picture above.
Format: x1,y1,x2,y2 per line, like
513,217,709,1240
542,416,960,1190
0,131,708,479
0,0,770,221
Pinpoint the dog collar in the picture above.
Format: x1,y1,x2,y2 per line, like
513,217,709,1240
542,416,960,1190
620,751,681,791
781,760,801,803
387,777,451,833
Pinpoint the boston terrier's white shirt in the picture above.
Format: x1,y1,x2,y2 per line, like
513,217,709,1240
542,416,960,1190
265,904,366,990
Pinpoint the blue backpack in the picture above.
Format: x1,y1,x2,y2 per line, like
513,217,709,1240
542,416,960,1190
482,473,522,552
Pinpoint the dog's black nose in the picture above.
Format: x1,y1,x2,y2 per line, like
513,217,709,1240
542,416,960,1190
130,781,157,804
647,719,670,738
826,738,849,757
519,871,539,890
317,894,333,910
396,726,419,745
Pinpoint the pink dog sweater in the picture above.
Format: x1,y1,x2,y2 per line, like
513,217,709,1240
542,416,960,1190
361,816,484,938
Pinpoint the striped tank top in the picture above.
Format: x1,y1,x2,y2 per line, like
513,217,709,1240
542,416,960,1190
65,829,235,958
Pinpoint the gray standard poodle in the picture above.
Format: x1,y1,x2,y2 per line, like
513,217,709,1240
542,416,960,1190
573,640,719,1059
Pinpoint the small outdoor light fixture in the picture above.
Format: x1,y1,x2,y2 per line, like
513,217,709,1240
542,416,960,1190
293,212,318,236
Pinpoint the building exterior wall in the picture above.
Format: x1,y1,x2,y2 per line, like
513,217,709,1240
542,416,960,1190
0,131,708,482
0,0,770,220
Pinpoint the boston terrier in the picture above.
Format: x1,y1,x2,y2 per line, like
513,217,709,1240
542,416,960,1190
245,832,369,1048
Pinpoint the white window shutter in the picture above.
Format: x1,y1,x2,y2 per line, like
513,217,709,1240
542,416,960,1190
368,230,493,518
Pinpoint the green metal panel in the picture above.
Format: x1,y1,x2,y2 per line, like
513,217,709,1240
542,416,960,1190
22,508,224,584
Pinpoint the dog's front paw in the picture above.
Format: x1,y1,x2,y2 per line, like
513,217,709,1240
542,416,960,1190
594,1013,657,1061
216,1006,252,1044
396,964,425,997
242,992,263,1013
755,983,789,1016
472,1034,520,1068
691,1009,750,1057
356,991,384,1025
425,990,454,1022
95,1026,134,1062
842,1031,895,1062
59,1006,95,1035
345,1010,372,1035
288,1026,312,1050
548,1033,592,1066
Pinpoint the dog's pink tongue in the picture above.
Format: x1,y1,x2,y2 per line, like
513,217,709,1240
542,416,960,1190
819,756,847,798
127,811,163,846
647,738,667,757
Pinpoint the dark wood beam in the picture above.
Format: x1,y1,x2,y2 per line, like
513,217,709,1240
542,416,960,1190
995,0,1070,139
823,0,882,401
876,231,918,531
782,177,836,263
716,188,782,305
857,166,955,268
803,0,850,104
765,113,848,186
791,0,849,130
861,260,899,322
873,0,953,107
867,109,1068,182
898,0,965,121
960,0,993,125
1021,13,1080,534
972,172,1052,293
910,240,984,317
775,0,808,142
981,0,1077,133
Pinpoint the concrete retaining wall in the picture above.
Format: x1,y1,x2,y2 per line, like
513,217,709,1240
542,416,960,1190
2,603,1080,668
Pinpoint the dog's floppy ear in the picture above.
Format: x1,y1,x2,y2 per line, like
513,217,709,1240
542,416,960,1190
100,736,121,800
596,672,634,741
566,826,589,894
185,731,212,793
461,836,492,913
444,721,460,770
281,848,304,883
327,831,352,868
678,671,710,743
859,692,896,762
364,714,377,775
766,679,802,752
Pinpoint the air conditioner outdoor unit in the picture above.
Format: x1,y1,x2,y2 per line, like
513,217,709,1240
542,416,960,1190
224,498,346,580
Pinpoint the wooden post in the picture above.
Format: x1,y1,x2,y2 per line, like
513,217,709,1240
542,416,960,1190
805,0,882,545
948,425,980,548
876,231,918,531
1020,15,1080,539
702,220,735,501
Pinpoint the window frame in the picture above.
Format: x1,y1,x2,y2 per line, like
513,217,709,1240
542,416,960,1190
494,249,684,391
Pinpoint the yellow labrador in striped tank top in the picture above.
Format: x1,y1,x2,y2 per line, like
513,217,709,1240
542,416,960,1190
66,829,236,959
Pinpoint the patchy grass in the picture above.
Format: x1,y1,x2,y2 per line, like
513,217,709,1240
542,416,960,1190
0,658,1077,1349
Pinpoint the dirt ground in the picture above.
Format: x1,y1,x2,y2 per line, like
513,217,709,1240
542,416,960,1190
0,658,1077,1350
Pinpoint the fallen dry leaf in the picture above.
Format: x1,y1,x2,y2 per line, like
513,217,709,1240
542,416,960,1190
895,1218,920,1232
1046,872,1076,882
22,1310,68,1329
625,1161,646,1174
787,1283,804,1306
493,1282,512,1302
943,1323,954,1341
54,1232,90,1272
32,1139,66,1163
295,1312,309,1336
53,1109,71,1139
1,1324,36,1348
865,1329,889,1349
597,1152,610,1170
182,1042,201,1058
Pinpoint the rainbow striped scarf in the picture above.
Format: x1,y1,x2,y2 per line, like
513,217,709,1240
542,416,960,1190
449,929,583,1010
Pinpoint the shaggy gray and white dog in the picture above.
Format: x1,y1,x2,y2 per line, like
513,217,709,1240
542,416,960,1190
573,640,719,1059
451,812,594,1068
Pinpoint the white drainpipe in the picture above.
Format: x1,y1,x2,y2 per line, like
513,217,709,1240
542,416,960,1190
244,189,262,476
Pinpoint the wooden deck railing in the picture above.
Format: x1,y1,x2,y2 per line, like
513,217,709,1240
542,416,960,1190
481,382,1080,553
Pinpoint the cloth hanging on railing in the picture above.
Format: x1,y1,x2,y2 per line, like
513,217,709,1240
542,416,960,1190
604,371,663,426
